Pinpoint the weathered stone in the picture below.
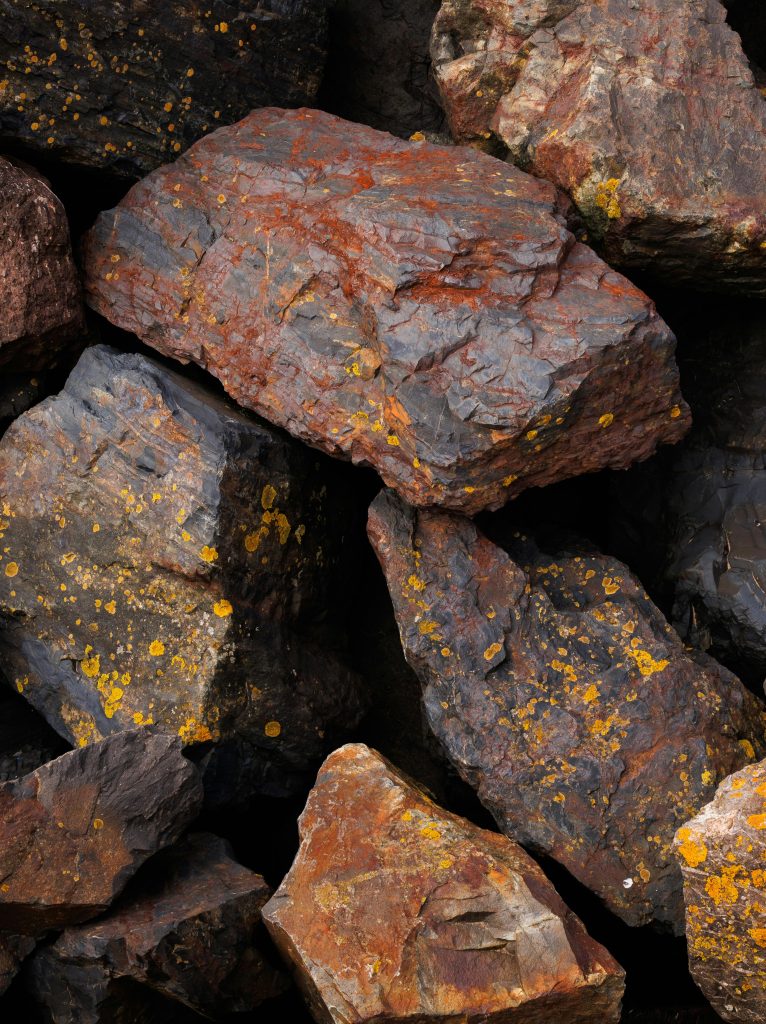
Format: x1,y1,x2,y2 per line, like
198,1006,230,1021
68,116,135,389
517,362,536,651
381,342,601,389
27,832,285,1022
83,107,689,516
0,344,363,803
0,1,327,177
674,758,766,1023
431,0,766,293
0,729,202,935
367,490,766,931
264,743,625,1024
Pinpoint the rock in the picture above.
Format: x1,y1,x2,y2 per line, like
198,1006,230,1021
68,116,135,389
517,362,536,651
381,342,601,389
0,1,327,177
0,729,202,935
674,758,766,1023
27,832,285,1022
83,107,689,516
263,743,625,1024
0,344,363,804
431,0,766,293
0,932,35,995
367,489,766,931
0,689,69,782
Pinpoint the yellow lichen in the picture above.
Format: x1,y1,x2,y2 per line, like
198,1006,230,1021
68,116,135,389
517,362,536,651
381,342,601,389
676,827,708,867
149,640,165,657
264,720,281,738
594,178,622,219
213,599,233,618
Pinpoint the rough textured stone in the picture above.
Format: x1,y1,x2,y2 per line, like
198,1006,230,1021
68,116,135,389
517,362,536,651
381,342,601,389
264,743,625,1024
431,0,766,293
0,689,69,782
83,107,689,516
0,344,363,803
367,490,766,931
27,832,285,1022
674,758,766,1023
0,1,327,177
0,729,202,935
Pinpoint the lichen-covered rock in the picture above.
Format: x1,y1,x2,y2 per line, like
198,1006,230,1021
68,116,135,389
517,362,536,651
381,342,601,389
674,759,766,1023
367,490,766,931
0,345,363,804
84,107,689,516
27,832,285,1023
0,729,202,935
0,1,327,177
263,743,625,1024
431,0,766,292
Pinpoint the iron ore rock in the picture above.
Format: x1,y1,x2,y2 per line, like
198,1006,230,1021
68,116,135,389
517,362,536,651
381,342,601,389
0,1,327,177
0,344,363,803
0,729,202,935
674,758,766,1023
431,0,766,293
367,489,766,931
263,743,625,1024
27,832,285,1023
83,107,689,516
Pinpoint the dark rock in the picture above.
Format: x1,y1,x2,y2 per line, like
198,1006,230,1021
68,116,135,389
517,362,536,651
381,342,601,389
431,0,766,293
264,742,625,1024
27,832,285,1022
0,344,363,804
0,689,69,782
0,1,327,177
367,489,766,931
0,932,34,995
0,729,202,935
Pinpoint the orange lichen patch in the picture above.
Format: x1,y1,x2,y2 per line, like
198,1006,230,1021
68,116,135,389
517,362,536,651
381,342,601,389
582,683,599,704
598,413,614,428
178,717,214,743
595,178,622,219
483,641,503,661
676,828,708,868
148,640,165,657
747,813,766,830
81,654,100,678
264,720,281,737
705,870,740,906
4,561,18,577
602,576,619,595
670,405,682,419
740,739,756,760
199,545,218,562
628,648,669,677
213,598,233,618
92,818,104,830
420,824,442,840
749,928,766,948
261,484,277,510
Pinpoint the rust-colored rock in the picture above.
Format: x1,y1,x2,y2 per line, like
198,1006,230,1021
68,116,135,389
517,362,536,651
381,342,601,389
27,832,285,1023
0,344,363,804
0,729,202,935
367,489,766,931
674,759,766,1023
263,743,625,1024
83,107,688,515
431,0,766,292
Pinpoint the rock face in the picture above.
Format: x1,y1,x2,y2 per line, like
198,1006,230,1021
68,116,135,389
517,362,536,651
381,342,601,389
0,690,69,782
0,344,363,803
0,729,202,934
367,490,766,931
28,832,285,1022
0,1,327,177
0,932,34,996
674,759,766,1023
431,0,766,293
84,107,689,516
263,743,625,1024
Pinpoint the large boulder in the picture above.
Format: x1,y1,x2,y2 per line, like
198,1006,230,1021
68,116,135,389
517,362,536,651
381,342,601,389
83,107,689,516
367,490,766,931
263,743,625,1024
0,345,363,804
0,1,327,176
431,0,766,293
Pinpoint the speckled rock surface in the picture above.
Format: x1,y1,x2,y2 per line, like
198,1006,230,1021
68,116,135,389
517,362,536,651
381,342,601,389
431,0,766,293
0,345,363,804
0,1,327,176
263,743,625,1024
368,490,766,932
674,759,766,1023
0,729,202,935
84,107,689,516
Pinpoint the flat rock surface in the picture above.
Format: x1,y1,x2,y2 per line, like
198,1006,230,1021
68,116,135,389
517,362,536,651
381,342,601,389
368,489,766,931
263,743,625,1024
84,107,689,515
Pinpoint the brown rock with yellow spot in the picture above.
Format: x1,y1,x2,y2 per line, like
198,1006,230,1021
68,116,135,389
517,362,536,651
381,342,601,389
0,345,363,805
367,489,766,931
674,759,766,1023
263,743,625,1024
83,107,689,515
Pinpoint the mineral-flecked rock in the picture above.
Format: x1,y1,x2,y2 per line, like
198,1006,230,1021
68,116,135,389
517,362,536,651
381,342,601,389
674,759,766,1023
0,729,202,934
27,832,285,1022
0,1,327,176
84,107,689,516
431,0,766,292
263,743,625,1024
0,344,363,803
367,490,766,931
